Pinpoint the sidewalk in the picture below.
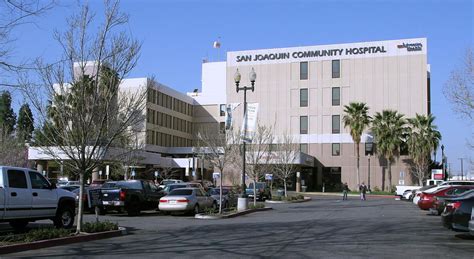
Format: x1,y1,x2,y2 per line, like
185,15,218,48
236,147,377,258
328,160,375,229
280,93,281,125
301,192,396,199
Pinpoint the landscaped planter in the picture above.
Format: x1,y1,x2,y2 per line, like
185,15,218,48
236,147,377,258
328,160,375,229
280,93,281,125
265,196,312,204
195,207,272,219
0,227,127,255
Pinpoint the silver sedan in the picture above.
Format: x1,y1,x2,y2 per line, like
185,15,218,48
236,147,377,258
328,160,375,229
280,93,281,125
159,188,217,215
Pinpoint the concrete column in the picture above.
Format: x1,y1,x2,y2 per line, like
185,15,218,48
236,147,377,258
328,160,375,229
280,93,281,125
92,167,99,181
36,161,45,173
296,171,301,193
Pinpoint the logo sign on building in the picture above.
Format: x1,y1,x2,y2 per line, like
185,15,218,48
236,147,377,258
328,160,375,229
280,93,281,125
241,103,259,143
213,172,220,179
265,174,273,180
431,169,443,180
397,42,423,52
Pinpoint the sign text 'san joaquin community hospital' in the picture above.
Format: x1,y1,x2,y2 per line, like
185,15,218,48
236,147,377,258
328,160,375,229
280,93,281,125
227,38,426,66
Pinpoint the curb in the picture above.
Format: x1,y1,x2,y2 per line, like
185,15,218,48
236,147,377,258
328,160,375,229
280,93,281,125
265,196,312,204
301,192,396,199
0,227,126,255
195,207,272,219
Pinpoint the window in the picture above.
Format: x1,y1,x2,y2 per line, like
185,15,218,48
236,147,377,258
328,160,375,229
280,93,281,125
220,104,226,116
332,143,341,156
300,116,308,134
332,87,340,106
332,60,340,78
332,115,340,134
8,170,27,188
300,62,308,80
300,89,308,107
220,122,225,133
29,171,51,189
300,143,308,153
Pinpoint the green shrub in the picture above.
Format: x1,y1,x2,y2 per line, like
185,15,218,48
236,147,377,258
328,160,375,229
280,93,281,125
249,203,265,209
296,195,304,200
272,196,282,201
23,228,71,242
373,186,381,192
82,221,118,233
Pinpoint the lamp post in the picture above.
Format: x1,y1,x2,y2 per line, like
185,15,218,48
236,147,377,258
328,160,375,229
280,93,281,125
368,154,371,192
459,158,464,180
234,68,256,201
365,142,373,192
441,144,445,180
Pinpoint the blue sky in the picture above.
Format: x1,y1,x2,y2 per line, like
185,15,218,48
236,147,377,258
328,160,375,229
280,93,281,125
9,0,474,176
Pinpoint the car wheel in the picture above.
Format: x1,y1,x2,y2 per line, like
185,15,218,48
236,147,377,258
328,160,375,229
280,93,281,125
54,205,75,229
127,200,141,216
9,220,29,230
193,204,200,215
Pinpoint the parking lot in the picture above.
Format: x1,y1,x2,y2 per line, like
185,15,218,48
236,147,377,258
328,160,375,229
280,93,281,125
5,195,474,258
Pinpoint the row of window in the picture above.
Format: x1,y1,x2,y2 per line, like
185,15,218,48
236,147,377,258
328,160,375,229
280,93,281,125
147,88,193,116
299,87,340,107
299,115,341,134
146,130,192,147
7,170,50,189
147,109,193,134
299,143,340,156
299,60,340,80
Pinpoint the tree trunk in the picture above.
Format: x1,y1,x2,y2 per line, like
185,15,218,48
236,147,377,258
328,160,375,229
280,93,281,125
219,170,223,214
356,142,360,186
253,178,257,206
76,173,85,234
284,178,287,197
388,158,392,192
382,166,386,192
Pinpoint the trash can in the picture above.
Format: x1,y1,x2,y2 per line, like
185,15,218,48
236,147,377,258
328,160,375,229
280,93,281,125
277,189,284,196
301,186,307,192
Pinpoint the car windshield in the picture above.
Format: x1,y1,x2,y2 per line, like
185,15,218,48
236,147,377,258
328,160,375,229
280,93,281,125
209,189,229,195
165,184,187,192
248,183,264,189
116,181,143,190
169,189,193,196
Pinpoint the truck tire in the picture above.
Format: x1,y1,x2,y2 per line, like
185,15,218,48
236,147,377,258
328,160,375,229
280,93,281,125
54,205,75,229
9,220,29,230
127,199,141,216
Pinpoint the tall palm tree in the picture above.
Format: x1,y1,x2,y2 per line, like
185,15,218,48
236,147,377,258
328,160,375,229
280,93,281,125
407,114,441,185
343,102,371,186
372,110,406,191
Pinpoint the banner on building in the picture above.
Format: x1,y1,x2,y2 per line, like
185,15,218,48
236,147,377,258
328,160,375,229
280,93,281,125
241,103,259,143
225,103,241,130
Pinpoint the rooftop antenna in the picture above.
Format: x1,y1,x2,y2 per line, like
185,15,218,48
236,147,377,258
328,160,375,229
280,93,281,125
213,37,221,61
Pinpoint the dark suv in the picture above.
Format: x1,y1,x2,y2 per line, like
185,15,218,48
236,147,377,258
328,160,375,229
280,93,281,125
246,182,271,201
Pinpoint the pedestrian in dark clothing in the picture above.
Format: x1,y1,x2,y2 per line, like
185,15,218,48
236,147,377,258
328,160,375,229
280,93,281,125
359,182,367,200
342,182,349,200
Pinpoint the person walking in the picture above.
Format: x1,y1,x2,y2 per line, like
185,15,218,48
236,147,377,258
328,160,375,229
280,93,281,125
359,182,367,200
342,182,349,200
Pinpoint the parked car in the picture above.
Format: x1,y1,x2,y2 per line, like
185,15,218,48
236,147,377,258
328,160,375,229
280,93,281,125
0,166,76,229
164,183,205,194
413,185,446,206
246,182,272,201
90,179,109,188
99,180,165,216
208,187,237,208
59,185,80,192
430,187,474,215
159,188,217,215
418,185,459,210
158,179,184,189
190,180,214,191
441,191,474,231
469,215,474,236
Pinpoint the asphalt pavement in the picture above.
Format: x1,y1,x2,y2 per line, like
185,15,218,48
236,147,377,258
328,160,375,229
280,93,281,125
4,195,474,258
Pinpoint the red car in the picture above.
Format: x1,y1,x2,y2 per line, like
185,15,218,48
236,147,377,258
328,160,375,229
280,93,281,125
430,186,474,215
418,186,462,210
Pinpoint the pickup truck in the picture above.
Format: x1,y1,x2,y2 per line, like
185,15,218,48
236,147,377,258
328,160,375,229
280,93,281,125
0,166,76,229
99,180,165,216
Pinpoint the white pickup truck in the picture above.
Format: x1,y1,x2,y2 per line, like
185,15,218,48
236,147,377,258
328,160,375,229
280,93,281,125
0,166,76,229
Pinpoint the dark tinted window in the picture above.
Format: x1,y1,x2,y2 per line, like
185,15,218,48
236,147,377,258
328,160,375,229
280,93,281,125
332,143,341,156
300,143,308,153
8,170,27,188
300,89,308,107
102,182,118,188
28,171,51,189
116,181,143,190
332,60,340,78
209,189,229,195
169,189,193,196
332,87,340,106
300,62,308,80
332,115,340,133
300,116,308,134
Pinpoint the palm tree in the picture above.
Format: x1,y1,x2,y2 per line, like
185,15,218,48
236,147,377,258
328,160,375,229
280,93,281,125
342,102,371,186
407,114,442,186
372,110,406,191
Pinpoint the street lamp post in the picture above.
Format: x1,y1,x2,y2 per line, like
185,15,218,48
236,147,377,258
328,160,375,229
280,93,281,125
459,158,464,180
368,154,371,192
441,144,445,180
234,68,256,201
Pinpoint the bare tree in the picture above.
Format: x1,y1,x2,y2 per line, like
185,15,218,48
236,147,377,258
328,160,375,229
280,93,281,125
196,125,239,213
0,125,28,166
19,1,145,233
273,132,299,197
233,124,274,206
1,0,55,86
158,159,179,180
